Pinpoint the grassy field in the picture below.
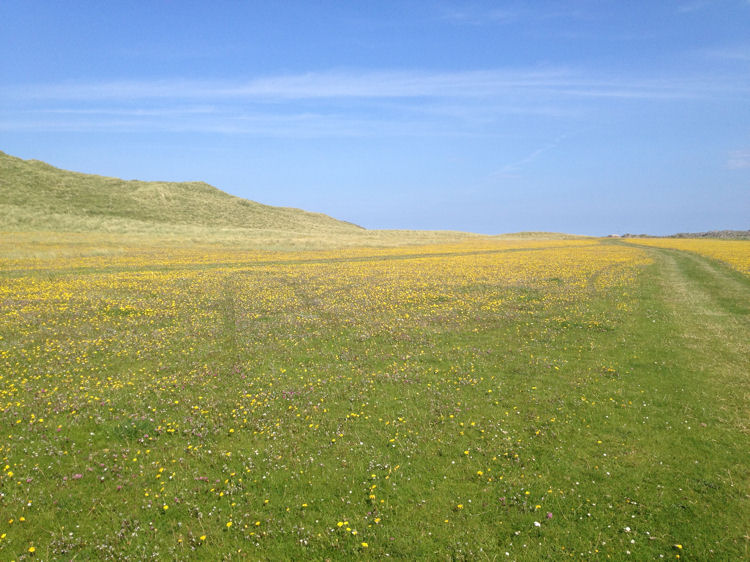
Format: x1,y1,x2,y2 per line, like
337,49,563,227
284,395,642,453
625,237,750,276
1,235,748,560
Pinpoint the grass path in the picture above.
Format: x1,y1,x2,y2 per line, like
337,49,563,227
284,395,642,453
659,246,750,479
651,245,749,395
629,243,750,557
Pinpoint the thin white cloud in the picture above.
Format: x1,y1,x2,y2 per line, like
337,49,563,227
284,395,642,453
704,46,750,61
677,0,714,13
727,149,750,169
8,71,563,100
438,7,518,25
0,109,490,138
5,69,743,103
679,0,750,13
493,134,570,177
437,4,587,26
34,106,218,117
2,68,747,138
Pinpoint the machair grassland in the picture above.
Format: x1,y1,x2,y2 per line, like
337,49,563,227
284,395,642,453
626,237,750,275
1,234,748,560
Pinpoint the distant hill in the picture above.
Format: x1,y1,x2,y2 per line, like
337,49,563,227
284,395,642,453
0,151,362,234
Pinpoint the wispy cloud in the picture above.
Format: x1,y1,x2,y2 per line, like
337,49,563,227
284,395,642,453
438,7,518,25
34,106,218,117
0,107,491,138
676,0,715,13
8,70,571,101
727,149,750,169
703,45,750,61
2,68,747,137
437,4,588,26
5,68,745,103
492,133,570,177
679,0,750,13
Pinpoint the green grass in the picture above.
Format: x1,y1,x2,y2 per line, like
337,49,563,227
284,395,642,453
0,236,748,560
0,150,362,234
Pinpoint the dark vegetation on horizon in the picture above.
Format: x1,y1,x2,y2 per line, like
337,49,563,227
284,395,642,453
622,230,750,240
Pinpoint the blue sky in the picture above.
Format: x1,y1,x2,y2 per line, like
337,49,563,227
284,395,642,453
1,1,749,235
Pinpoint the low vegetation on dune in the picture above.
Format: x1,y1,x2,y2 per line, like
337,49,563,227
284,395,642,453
1,234,748,559
0,151,362,236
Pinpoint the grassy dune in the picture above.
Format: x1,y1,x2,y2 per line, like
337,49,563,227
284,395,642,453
0,151,362,236
1,152,586,250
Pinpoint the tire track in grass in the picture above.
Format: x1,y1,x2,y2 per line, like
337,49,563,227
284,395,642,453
657,248,749,360
0,243,587,278
620,243,750,557
661,247,750,551
653,247,749,444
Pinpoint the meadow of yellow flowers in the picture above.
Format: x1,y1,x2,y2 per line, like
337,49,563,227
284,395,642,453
627,237,750,275
1,235,748,559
